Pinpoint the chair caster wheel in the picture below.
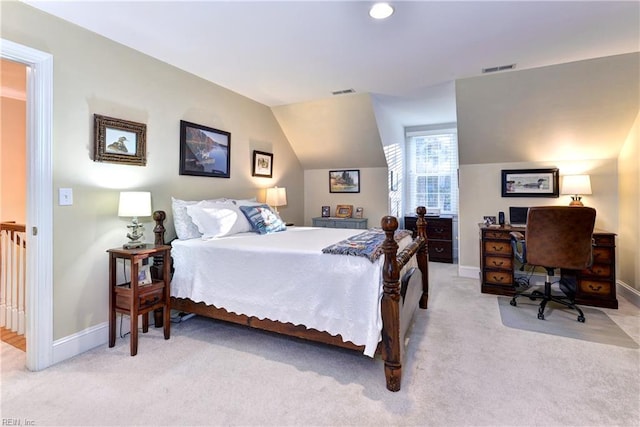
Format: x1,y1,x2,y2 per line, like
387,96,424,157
537,312,545,320
578,316,585,323
510,299,517,306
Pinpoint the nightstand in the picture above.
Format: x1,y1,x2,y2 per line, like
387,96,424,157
107,244,171,356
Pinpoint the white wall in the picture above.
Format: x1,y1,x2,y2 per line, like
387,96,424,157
2,2,304,340
458,159,619,277
304,168,388,227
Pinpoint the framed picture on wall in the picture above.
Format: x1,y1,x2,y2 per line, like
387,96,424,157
501,168,559,197
93,114,147,166
252,150,273,178
179,120,231,178
329,170,360,193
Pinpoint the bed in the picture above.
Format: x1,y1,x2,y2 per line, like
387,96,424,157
151,203,429,392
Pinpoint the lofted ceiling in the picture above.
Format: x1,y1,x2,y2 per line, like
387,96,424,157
21,1,640,168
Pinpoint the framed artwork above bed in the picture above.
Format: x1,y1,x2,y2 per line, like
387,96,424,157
179,120,231,178
252,150,273,178
93,114,147,166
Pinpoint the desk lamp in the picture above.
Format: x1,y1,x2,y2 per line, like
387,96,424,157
561,175,592,207
266,186,287,215
118,191,151,248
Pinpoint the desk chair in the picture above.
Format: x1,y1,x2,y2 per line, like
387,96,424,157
510,206,596,322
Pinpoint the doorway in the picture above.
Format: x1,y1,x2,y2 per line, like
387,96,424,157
1,39,54,371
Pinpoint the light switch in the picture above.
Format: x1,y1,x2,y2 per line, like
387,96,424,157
59,188,73,206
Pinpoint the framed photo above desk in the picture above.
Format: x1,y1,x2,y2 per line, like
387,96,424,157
501,168,559,197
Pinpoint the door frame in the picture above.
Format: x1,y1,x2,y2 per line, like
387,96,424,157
1,39,54,370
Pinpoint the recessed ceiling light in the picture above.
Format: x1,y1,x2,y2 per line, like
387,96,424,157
369,2,394,20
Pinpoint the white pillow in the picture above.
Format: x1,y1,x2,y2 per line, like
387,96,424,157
171,197,227,240
186,201,253,239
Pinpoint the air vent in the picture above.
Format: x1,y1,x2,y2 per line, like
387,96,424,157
482,64,516,74
332,88,355,95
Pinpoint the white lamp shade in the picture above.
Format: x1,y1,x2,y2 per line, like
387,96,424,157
561,175,592,195
118,191,152,217
266,186,287,207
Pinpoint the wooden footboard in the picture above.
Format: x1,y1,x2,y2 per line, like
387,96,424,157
151,207,429,392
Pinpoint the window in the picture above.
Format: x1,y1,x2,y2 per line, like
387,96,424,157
405,124,458,216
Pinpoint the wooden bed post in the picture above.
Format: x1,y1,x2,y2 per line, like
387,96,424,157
415,206,429,309
152,210,167,328
380,215,402,392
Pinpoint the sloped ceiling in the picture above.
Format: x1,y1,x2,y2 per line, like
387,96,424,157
456,52,640,165
271,93,386,169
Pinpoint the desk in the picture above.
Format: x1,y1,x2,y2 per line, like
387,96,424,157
479,224,618,309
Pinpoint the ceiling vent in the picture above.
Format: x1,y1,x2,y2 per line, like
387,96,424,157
482,64,516,74
332,88,355,95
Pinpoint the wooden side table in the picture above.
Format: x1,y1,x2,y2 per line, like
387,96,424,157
107,244,171,356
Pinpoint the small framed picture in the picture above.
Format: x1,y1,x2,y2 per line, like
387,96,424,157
179,120,231,178
483,216,497,226
137,264,152,286
354,207,364,219
252,150,273,178
335,204,353,218
94,114,147,166
321,206,330,217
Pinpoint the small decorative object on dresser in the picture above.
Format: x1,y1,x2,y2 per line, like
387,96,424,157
94,114,147,166
354,207,364,219
335,204,353,218
321,206,330,217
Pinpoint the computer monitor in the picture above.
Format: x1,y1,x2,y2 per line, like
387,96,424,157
509,207,529,226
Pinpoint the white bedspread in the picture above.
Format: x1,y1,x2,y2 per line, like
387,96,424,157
170,227,413,356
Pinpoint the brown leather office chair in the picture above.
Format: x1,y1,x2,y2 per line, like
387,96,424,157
510,206,596,322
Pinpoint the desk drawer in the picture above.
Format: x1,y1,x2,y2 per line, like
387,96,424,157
582,263,612,278
427,221,452,240
483,240,511,256
428,241,452,262
578,280,612,296
592,247,613,264
483,270,513,286
484,256,513,270
483,229,510,240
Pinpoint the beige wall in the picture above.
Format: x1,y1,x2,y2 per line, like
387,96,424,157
303,167,389,227
458,159,619,274
618,112,640,291
1,2,304,340
0,59,26,224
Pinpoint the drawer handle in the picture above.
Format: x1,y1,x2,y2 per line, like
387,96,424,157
491,275,504,282
588,284,602,292
435,248,444,253
491,260,504,267
491,245,504,252
434,228,444,233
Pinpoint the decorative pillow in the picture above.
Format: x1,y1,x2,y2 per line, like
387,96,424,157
186,201,253,239
171,197,227,240
239,204,287,235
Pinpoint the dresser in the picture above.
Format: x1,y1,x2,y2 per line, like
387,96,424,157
312,217,368,229
405,216,454,263
479,225,618,309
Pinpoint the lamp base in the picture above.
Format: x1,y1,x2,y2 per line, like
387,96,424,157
569,196,584,207
123,241,146,249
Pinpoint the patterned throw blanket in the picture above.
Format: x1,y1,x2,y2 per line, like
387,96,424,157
321,228,412,262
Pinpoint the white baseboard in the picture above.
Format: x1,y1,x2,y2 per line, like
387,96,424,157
617,280,640,308
458,265,479,279
53,322,108,365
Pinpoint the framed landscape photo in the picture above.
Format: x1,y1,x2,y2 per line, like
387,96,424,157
501,168,559,197
252,150,273,178
179,120,231,178
329,169,360,193
94,114,147,166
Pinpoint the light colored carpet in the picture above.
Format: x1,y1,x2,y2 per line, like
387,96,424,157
1,263,639,426
498,295,640,349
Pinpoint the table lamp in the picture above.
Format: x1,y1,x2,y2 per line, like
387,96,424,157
266,186,287,215
561,175,592,207
118,191,152,248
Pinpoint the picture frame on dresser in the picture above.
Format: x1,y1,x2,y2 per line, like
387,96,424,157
501,168,559,197
93,114,147,166
179,120,231,178
321,206,330,217
335,205,353,218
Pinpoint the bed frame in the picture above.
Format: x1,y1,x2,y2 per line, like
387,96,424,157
151,207,429,392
